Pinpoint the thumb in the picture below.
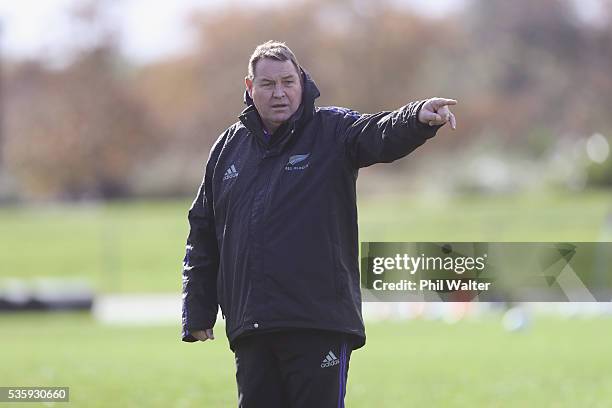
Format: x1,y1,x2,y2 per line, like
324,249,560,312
205,328,215,340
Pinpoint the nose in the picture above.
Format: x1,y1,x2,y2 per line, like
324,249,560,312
272,83,285,98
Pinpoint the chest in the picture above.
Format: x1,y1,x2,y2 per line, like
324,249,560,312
211,123,344,215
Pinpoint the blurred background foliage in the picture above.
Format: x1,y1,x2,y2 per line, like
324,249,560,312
1,0,611,202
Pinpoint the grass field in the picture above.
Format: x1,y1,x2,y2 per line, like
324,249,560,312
2,190,612,407
1,312,611,407
1,189,611,293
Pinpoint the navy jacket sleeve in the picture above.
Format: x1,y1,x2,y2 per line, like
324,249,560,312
181,135,224,343
342,100,441,169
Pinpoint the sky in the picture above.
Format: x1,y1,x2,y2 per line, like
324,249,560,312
0,0,225,64
0,0,465,65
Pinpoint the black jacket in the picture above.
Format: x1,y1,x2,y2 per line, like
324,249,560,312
181,68,440,351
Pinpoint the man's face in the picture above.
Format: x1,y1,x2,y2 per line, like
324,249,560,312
245,58,303,133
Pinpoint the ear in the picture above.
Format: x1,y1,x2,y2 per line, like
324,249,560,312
245,76,253,99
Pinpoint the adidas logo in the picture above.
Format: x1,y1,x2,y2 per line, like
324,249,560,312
320,350,340,368
222,164,239,181
285,153,310,171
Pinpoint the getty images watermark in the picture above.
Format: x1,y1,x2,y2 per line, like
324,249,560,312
371,250,490,292
361,242,612,302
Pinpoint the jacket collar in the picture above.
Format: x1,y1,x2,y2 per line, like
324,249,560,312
239,67,320,145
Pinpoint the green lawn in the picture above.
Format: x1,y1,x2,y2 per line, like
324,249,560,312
1,190,611,293
2,191,612,406
1,313,611,407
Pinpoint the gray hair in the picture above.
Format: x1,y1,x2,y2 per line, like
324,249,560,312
247,40,302,79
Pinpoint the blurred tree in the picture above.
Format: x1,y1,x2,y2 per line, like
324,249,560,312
466,0,612,138
5,47,158,199
4,1,159,199
3,0,612,199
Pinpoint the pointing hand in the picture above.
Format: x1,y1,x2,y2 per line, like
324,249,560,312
418,97,457,130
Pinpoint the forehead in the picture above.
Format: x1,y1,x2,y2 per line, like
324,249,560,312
254,58,300,80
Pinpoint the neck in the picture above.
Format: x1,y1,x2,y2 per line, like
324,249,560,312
263,121,281,135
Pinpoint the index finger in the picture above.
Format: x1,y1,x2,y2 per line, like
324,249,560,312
431,98,458,108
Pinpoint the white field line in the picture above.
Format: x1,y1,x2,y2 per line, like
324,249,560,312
93,295,612,325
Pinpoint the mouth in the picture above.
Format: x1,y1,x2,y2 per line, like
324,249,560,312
271,104,288,109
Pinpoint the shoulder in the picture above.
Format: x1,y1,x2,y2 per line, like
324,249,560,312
214,122,246,149
223,121,246,141
316,106,362,121
206,122,244,163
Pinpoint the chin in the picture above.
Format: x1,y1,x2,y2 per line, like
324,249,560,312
271,114,290,123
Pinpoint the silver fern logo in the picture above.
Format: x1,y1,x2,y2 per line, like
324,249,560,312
285,154,310,171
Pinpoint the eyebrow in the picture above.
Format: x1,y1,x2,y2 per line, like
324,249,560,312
259,75,297,82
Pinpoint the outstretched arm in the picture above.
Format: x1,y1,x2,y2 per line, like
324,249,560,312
342,97,457,168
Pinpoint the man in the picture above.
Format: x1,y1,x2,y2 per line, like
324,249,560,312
182,40,456,407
